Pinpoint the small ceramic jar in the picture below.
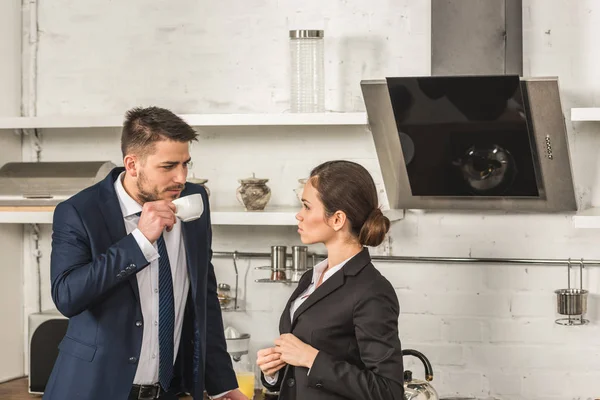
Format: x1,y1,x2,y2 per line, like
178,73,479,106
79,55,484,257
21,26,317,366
294,178,308,203
187,174,211,197
236,173,271,211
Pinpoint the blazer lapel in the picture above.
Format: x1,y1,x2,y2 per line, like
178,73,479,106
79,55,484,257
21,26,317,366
98,167,141,300
180,185,201,302
280,274,312,333
290,269,344,330
181,221,199,301
290,248,372,330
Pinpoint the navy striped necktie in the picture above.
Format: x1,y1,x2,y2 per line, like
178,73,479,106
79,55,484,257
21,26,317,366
134,212,174,390
156,234,175,390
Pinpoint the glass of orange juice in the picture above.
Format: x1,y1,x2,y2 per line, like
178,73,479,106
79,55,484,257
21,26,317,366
233,359,255,399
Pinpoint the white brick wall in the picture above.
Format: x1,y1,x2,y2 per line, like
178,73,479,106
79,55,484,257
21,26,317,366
19,0,600,398
0,0,24,383
35,0,430,115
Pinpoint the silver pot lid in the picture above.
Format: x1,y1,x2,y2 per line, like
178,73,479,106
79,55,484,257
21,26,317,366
289,30,324,39
238,173,269,184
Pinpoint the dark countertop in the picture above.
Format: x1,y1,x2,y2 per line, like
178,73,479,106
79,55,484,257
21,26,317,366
0,378,266,400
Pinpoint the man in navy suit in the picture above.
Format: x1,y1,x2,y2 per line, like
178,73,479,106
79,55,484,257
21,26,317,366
44,107,248,400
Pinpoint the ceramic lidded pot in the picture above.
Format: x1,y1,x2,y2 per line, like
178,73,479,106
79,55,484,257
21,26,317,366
187,173,211,197
236,173,271,211
294,178,308,203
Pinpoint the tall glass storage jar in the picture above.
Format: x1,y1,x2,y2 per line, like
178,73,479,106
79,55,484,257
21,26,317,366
289,30,325,113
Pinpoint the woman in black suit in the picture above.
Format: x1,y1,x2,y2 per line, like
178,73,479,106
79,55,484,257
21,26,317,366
256,160,404,400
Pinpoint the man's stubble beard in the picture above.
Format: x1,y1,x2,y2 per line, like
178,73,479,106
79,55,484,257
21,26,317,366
135,169,185,203
136,170,160,204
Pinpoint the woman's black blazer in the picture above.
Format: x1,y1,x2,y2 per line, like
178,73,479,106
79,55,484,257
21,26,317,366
261,248,405,400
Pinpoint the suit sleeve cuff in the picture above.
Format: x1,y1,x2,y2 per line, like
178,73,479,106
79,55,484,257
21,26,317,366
210,389,233,399
261,369,283,391
264,372,279,384
131,229,159,262
306,350,331,389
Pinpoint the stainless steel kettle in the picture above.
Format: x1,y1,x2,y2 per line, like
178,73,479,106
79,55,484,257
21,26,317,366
403,349,439,400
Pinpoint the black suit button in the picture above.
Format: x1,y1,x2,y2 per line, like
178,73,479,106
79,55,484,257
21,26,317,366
129,356,137,363
287,378,295,387
135,320,143,327
129,263,136,269
316,382,323,389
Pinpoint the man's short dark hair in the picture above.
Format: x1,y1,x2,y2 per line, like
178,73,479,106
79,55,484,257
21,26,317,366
121,106,198,159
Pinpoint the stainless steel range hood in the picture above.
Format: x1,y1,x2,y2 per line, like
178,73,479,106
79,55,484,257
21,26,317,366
0,161,116,206
361,76,577,212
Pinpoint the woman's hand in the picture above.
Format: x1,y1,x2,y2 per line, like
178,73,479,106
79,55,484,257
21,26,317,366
257,347,287,377
274,333,319,369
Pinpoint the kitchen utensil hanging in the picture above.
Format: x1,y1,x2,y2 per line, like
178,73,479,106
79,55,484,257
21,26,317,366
555,258,589,326
218,252,241,311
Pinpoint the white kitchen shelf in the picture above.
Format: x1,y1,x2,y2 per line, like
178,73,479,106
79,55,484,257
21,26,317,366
570,108,600,121
0,206,404,225
0,112,368,130
213,206,300,225
545,108,600,228
572,207,600,228
213,207,404,226
0,206,300,225
0,210,54,224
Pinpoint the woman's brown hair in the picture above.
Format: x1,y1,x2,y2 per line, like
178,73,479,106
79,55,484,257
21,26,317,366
309,160,390,247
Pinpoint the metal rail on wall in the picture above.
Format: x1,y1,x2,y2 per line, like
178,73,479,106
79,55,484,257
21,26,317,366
214,251,598,322
215,251,598,324
213,251,600,267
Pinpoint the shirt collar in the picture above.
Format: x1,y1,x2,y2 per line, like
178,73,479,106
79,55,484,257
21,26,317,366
310,253,357,284
114,171,143,218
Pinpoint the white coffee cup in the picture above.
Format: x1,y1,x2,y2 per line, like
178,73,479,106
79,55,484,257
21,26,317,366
171,193,204,222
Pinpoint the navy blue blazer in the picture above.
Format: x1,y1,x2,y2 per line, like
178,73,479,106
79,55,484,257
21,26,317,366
43,167,236,400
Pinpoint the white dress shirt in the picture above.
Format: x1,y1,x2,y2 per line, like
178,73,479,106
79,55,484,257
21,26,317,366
114,173,190,385
265,254,355,385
